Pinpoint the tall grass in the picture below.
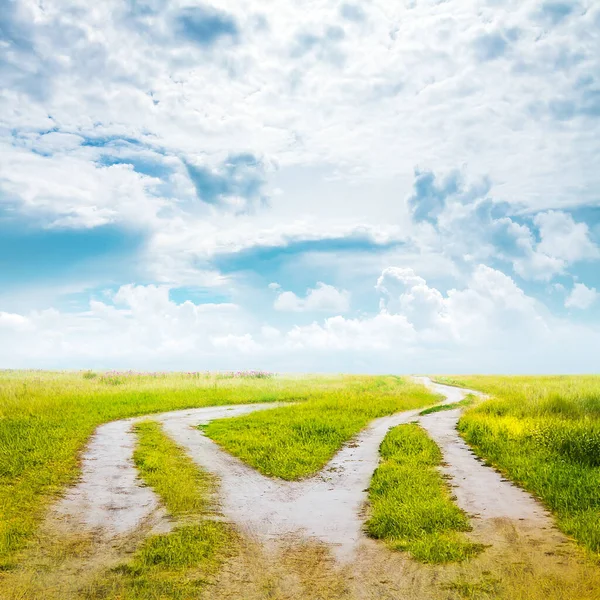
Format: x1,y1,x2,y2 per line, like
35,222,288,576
203,378,439,480
366,423,484,563
436,376,600,556
0,370,357,567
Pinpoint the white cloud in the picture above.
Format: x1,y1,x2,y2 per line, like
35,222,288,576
273,282,350,313
0,284,246,367
0,267,599,373
286,313,414,351
211,334,260,353
565,283,598,310
0,312,34,331
535,211,599,263
292,265,546,350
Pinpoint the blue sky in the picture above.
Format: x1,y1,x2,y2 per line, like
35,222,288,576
1,0,599,373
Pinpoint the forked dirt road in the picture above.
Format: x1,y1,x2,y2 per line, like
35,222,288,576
56,378,552,559
6,378,597,600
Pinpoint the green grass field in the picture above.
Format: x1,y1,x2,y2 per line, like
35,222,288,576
2,371,600,600
435,375,600,556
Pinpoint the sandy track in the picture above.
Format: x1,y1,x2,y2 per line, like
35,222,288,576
417,378,551,523
56,378,552,560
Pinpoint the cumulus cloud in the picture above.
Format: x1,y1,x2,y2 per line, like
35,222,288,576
283,265,541,352
274,283,350,313
0,312,34,331
0,267,599,373
535,211,599,263
405,169,599,282
0,284,249,367
278,264,599,372
565,283,598,310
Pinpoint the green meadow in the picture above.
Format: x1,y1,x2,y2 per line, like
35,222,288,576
1,371,600,600
365,423,484,563
203,377,438,479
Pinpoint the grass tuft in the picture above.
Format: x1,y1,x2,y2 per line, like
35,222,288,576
419,395,476,416
133,420,214,517
365,423,485,563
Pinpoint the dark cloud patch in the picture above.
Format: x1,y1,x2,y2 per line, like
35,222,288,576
536,77,600,121
472,31,508,61
175,5,239,47
537,2,576,25
0,2,56,100
340,3,367,23
126,0,169,17
290,25,346,63
326,26,345,42
291,33,321,57
185,153,268,211
408,170,461,223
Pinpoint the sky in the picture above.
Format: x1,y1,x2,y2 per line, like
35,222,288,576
1,0,599,373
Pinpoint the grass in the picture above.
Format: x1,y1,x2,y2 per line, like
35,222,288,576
0,369,376,568
203,378,440,479
87,419,235,599
419,395,476,416
132,420,215,517
434,376,600,557
365,423,485,563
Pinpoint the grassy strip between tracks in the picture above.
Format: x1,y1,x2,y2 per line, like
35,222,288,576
366,423,485,564
419,395,476,416
202,378,440,480
87,420,236,599
435,375,600,557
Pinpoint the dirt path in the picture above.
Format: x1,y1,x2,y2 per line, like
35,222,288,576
417,378,551,523
56,378,552,560
159,404,427,559
55,403,283,538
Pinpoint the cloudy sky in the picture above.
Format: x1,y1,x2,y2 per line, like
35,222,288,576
1,0,599,373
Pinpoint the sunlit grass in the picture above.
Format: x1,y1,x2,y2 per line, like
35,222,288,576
435,375,600,557
133,420,215,518
203,377,439,479
365,423,485,563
